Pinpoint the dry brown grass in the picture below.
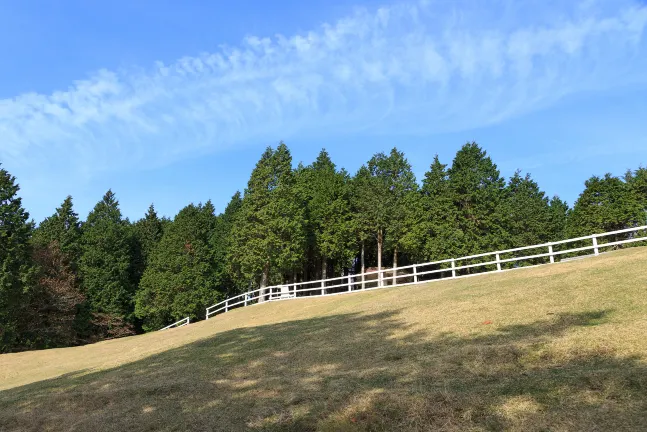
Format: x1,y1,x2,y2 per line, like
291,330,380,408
2,248,647,431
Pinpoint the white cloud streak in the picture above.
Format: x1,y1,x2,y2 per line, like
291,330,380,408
1,0,647,177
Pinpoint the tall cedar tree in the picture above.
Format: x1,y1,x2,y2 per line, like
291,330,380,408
421,155,463,260
299,150,355,279
548,196,570,241
0,166,35,352
379,148,419,269
136,202,220,331
567,174,643,238
32,196,82,266
351,159,389,278
504,171,555,248
27,196,85,348
213,192,244,296
448,143,510,255
80,190,136,331
131,204,165,287
230,143,306,295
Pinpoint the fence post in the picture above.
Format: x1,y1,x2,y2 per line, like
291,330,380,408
348,275,352,292
293,283,297,298
321,280,325,296
548,244,554,264
225,299,229,312
592,235,599,256
413,264,418,283
451,259,456,278
496,253,502,271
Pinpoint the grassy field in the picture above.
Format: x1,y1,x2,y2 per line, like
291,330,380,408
2,248,647,431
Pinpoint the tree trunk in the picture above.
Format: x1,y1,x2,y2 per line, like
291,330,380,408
361,241,365,289
377,229,383,287
260,262,269,302
393,246,398,286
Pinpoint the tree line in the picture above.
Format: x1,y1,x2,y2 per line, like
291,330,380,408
1,142,646,352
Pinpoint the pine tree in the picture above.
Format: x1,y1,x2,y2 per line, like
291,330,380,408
448,142,510,255
230,143,306,298
567,174,642,237
0,165,35,351
79,190,135,332
421,155,462,260
299,149,355,280
135,202,220,331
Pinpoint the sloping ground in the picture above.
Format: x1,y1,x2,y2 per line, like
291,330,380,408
2,248,647,431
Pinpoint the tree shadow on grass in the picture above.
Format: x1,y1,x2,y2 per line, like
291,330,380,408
1,309,647,431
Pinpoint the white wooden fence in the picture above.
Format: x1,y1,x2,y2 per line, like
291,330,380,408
161,317,190,330
204,225,647,320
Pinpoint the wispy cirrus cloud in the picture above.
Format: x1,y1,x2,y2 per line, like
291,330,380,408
1,0,647,179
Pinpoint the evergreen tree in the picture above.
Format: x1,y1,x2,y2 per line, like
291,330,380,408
379,148,419,269
23,241,85,348
627,167,647,225
79,190,135,330
131,204,164,286
0,166,35,351
448,142,510,255
350,166,377,279
213,192,244,295
567,174,642,237
504,171,554,248
547,196,570,241
135,202,220,331
230,143,306,296
421,155,462,260
32,196,82,266
300,150,355,280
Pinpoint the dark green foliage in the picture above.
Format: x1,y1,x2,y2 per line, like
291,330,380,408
299,150,355,278
627,167,647,225
548,196,570,241
213,192,243,295
230,143,306,288
0,166,35,351
131,204,164,286
504,171,555,248
135,202,221,331
448,143,510,255
79,190,135,325
33,196,82,267
421,155,463,261
567,174,642,237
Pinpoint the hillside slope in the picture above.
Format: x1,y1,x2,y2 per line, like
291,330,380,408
2,248,647,431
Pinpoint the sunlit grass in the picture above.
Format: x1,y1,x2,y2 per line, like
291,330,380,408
2,248,647,431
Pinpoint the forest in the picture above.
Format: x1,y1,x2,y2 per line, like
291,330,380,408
1,142,646,352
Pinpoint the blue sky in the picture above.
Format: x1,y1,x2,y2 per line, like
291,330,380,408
1,0,647,223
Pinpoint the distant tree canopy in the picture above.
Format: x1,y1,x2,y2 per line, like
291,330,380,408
1,144,646,352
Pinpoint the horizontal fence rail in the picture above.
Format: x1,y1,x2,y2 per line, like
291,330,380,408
161,317,190,330
203,225,647,321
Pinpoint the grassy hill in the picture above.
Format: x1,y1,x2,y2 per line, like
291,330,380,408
2,248,647,431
